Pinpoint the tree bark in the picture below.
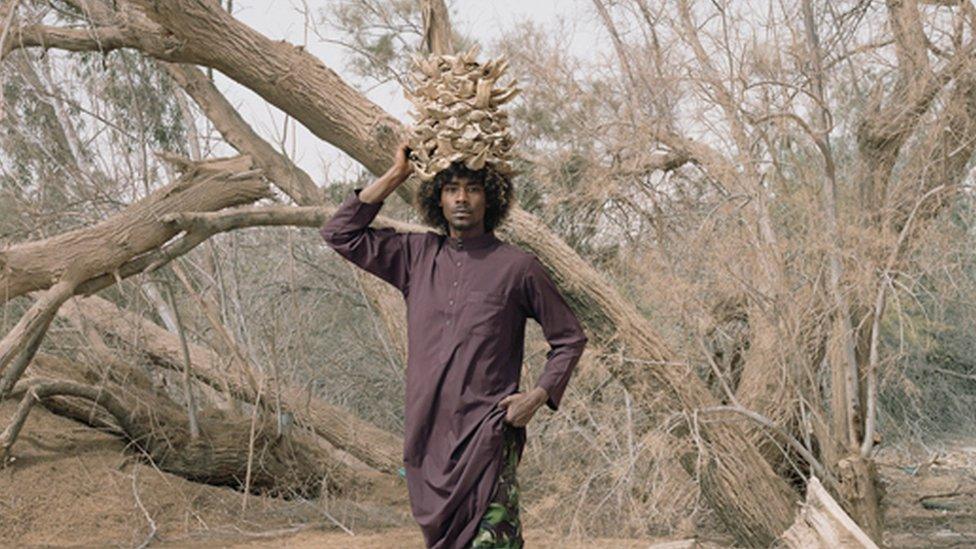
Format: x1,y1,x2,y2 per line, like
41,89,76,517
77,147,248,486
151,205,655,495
421,0,454,55
3,354,358,496
59,294,405,474
780,476,879,549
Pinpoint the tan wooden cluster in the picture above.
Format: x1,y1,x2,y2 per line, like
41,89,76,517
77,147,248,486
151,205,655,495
405,46,519,181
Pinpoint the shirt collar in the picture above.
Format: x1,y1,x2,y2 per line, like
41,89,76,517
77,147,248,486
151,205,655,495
445,231,499,251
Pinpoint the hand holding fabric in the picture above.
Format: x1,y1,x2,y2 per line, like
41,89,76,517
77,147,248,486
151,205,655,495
498,387,548,427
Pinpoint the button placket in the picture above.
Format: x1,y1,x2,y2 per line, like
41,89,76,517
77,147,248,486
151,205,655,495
447,250,462,328
453,256,462,307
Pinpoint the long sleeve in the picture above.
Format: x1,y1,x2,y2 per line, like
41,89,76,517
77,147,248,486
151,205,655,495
320,188,410,294
521,256,588,411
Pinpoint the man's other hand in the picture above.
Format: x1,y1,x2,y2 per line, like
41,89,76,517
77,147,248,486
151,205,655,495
498,387,548,427
392,139,412,180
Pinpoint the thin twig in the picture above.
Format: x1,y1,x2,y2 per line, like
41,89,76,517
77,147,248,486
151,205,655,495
241,375,265,511
131,466,158,549
862,184,954,457
164,282,200,440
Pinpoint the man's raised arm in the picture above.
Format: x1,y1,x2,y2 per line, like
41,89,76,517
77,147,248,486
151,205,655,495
320,142,414,293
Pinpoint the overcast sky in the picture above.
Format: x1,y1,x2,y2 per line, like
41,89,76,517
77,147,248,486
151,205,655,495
212,1,604,184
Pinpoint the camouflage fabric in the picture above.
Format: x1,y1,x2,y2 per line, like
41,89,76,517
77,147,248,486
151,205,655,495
470,426,523,548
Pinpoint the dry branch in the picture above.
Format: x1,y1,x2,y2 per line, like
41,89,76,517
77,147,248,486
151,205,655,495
421,0,453,55
0,280,74,399
162,205,429,235
165,284,201,440
0,155,269,303
162,63,324,207
0,377,138,463
2,24,130,58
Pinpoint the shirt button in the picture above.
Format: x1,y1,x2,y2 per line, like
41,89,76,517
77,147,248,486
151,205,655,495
452,281,458,287
456,262,461,267
449,300,454,305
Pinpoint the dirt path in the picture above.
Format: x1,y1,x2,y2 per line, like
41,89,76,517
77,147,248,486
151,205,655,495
0,402,691,548
151,439,976,548
3,402,975,548
207,526,681,548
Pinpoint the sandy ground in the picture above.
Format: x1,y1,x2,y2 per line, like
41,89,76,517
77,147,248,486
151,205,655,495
175,526,690,548
2,400,974,548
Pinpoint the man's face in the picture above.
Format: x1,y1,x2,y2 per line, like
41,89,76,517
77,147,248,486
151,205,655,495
440,175,487,233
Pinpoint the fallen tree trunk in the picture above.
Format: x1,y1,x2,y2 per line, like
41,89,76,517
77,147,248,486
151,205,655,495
2,354,358,496
60,294,405,474
501,210,798,541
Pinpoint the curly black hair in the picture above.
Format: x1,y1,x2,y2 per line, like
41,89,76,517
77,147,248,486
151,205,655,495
416,162,514,233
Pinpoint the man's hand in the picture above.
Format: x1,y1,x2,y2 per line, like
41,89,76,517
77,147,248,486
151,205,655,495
391,139,413,180
498,387,548,427
358,140,413,203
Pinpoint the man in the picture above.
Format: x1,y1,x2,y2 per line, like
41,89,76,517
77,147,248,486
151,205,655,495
321,142,588,548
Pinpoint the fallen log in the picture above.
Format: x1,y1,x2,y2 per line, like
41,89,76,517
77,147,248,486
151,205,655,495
0,156,271,401
60,295,404,474
2,354,358,497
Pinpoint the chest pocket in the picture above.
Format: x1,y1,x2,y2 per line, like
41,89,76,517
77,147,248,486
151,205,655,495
463,290,507,335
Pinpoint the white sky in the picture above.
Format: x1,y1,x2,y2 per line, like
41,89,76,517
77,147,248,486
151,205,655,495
212,0,604,185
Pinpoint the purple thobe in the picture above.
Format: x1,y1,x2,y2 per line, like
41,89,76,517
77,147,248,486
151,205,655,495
321,189,588,548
